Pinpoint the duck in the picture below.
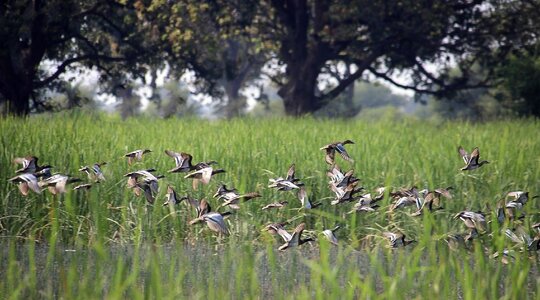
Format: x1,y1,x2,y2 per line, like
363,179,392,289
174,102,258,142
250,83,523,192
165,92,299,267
134,181,157,204
268,164,304,191
347,194,380,214
454,211,487,233
327,165,358,188
297,187,321,209
73,183,93,191
188,200,232,235
125,149,152,165
330,180,363,205
383,231,416,248
505,226,540,251
8,173,42,195
13,156,53,174
278,223,314,251
458,146,489,171
213,184,237,198
163,185,183,206
418,187,453,212
124,168,156,188
320,140,355,165
264,222,292,242
220,192,261,210
124,169,163,195
321,226,340,245
38,174,81,195
213,184,261,206
79,162,107,182
186,198,213,220
164,150,194,173
268,177,302,191
191,212,231,235
496,200,507,224
184,163,225,189
506,191,536,205
492,249,516,265
284,164,302,185
532,222,540,234
262,201,288,210
444,233,469,251
390,194,422,213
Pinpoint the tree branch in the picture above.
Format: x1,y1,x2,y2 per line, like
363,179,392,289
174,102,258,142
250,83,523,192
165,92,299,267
34,55,127,88
318,52,381,101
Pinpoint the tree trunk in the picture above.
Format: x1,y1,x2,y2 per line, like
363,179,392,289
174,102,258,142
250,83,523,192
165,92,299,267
273,0,327,116
223,77,246,118
0,2,47,116
279,55,324,116
0,39,35,116
1,84,32,116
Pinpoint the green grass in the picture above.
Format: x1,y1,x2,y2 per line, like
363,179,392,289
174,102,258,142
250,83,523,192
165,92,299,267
1,111,540,299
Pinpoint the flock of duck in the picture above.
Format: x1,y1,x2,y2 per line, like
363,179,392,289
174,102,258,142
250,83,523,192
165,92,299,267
6,141,538,258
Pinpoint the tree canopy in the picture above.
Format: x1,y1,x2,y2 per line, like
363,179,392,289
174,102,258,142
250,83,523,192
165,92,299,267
0,0,539,117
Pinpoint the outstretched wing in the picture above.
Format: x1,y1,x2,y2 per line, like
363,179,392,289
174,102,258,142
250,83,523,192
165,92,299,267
286,164,296,181
458,146,470,164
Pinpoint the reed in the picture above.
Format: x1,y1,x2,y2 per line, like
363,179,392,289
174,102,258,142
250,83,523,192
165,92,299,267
0,112,539,298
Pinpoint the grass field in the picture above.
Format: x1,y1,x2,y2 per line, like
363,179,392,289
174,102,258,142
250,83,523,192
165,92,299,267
1,112,540,299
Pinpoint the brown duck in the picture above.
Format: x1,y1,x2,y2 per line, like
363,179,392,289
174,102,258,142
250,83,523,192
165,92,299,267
320,140,355,165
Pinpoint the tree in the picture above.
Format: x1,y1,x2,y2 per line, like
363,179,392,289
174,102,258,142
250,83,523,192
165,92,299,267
144,1,267,118
0,0,156,115
251,0,539,116
500,51,540,117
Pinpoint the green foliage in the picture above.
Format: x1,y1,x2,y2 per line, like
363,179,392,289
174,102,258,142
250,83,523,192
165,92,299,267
1,114,540,298
501,52,540,116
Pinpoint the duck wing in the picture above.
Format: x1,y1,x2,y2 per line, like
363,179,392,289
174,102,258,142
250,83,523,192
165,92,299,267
335,143,354,162
458,146,470,164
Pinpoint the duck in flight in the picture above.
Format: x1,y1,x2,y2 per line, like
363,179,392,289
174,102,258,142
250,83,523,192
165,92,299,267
458,146,489,171
320,140,355,165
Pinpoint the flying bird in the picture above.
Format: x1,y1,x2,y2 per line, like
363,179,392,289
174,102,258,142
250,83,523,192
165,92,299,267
320,140,355,165
458,146,489,171
125,149,152,165
79,162,107,182
8,173,42,195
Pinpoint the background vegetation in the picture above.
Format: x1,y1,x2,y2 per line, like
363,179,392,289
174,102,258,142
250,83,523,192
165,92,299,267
1,0,539,118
